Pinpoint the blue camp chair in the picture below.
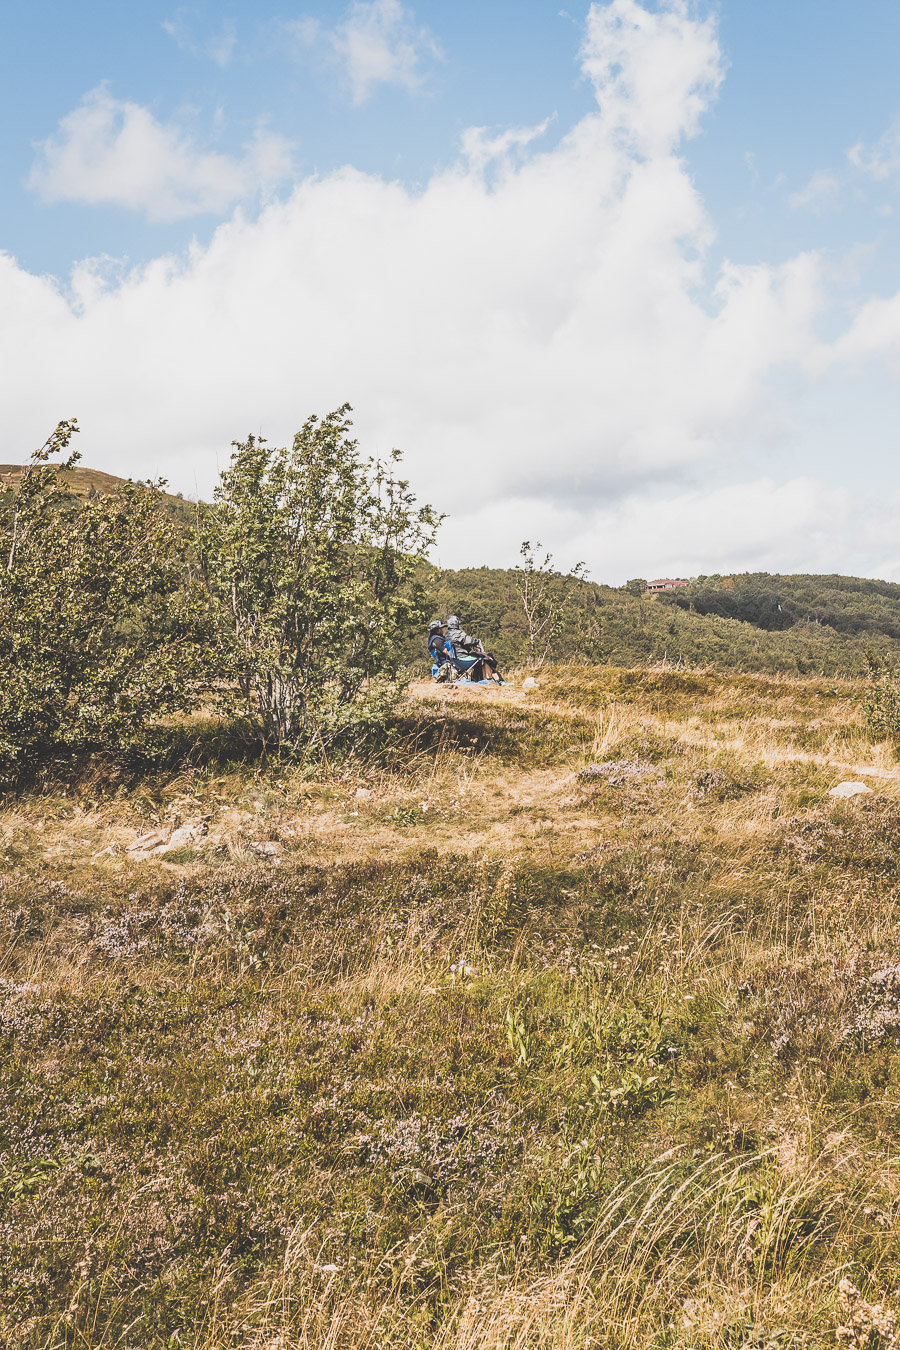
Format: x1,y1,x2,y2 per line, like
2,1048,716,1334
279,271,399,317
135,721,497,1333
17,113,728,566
428,627,499,684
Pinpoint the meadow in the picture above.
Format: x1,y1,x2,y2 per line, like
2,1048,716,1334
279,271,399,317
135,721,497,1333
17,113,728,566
3,664,900,1347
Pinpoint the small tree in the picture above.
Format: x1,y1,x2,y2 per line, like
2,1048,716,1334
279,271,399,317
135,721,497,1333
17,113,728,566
863,652,900,742
514,541,588,668
0,421,214,774
202,405,441,749
5,417,80,573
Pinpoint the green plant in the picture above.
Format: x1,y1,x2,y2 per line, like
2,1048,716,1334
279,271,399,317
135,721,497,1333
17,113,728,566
0,421,213,775
0,1156,59,1200
390,803,426,826
202,405,441,750
863,653,900,741
513,541,589,668
540,1141,605,1251
506,1005,535,1066
592,1061,671,1116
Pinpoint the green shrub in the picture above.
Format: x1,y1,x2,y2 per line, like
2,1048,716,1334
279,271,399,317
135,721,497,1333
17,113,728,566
864,656,900,740
201,405,440,751
0,422,213,776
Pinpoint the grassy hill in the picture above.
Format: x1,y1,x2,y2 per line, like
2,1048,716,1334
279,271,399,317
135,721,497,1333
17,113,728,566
0,462,196,523
3,665,900,1344
431,567,900,677
5,466,900,1342
657,571,900,639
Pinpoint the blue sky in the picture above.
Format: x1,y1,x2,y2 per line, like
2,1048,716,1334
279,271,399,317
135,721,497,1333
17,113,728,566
8,1,900,279
5,0,900,581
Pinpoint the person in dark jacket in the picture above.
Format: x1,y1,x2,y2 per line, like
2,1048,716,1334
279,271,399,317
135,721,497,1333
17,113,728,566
445,615,502,682
428,620,470,680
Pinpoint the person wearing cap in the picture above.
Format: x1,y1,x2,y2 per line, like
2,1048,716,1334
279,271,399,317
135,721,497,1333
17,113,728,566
445,615,502,682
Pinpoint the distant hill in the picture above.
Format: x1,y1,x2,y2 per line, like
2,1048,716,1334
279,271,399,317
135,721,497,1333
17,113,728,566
655,571,900,640
430,567,900,677
0,463,196,523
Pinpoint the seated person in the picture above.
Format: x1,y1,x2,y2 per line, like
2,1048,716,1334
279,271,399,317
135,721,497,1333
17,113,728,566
445,614,503,682
428,620,471,680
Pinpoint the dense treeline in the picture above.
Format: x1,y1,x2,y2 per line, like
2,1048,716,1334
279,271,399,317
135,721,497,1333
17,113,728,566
656,571,900,637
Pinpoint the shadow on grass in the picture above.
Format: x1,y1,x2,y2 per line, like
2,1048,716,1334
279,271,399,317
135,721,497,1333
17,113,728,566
4,695,577,803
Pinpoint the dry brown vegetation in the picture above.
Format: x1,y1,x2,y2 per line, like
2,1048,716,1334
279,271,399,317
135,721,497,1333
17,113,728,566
4,665,900,1347
0,463,192,514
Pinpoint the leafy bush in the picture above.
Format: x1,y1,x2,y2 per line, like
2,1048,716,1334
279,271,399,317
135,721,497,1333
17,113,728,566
202,405,440,750
864,656,900,741
513,540,588,668
0,423,213,776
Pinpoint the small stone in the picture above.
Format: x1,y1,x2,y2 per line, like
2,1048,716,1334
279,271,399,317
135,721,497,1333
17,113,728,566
247,840,279,858
355,787,373,800
829,781,874,799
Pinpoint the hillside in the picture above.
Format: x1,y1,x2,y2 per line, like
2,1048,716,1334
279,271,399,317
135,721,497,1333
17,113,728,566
2,462,897,678
432,567,900,677
4,666,900,1345
0,462,195,523
657,571,900,639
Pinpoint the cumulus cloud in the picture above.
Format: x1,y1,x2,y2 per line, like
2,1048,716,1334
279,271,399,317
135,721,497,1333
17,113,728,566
28,88,293,221
432,477,853,581
7,0,893,579
579,0,723,155
791,116,900,217
292,0,440,106
461,120,552,174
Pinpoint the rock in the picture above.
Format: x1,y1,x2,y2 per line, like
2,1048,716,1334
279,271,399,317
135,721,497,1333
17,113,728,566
126,825,172,853
247,840,280,858
158,818,208,853
522,677,537,690
829,781,874,799
355,787,373,800
127,817,209,856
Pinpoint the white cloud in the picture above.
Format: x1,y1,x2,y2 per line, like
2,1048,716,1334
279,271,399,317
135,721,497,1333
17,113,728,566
461,120,552,174
434,477,861,583
162,13,238,68
791,116,900,216
789,168,842,214
28,88,293,222
292,0,440,106
7,0,895,580
849,121,900,181
579,0,723,156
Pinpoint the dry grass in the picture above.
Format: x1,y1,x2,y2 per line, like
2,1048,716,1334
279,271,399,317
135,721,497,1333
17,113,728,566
4,665,900,1347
